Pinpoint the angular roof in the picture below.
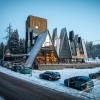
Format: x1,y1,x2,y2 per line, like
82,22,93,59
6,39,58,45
52,28,57,43
59,28,72,58
5,49,11,56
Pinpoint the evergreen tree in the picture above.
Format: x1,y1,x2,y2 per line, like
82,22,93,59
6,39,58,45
4,24,13,40
8,29,19,54
3,24,26,55
86,41,93,58
19,38,25,54
85,41,100,59
0,42,4,59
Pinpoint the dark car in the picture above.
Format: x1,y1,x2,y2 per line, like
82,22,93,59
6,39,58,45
39,71,61,81
89,71,100,79
64,76,94,91
11,65,22,72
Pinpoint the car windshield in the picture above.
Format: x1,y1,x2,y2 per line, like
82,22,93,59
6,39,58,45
77,78,86,82
44,71,52,74
44,72,59,75
53,72,60,75
76,76,91,82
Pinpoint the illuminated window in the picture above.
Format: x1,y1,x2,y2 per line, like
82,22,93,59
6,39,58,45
35,26,38,29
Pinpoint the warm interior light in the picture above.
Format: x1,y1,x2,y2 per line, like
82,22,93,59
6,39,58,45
35,26,38,29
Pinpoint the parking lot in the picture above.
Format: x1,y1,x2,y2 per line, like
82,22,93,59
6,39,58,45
0,66,100,100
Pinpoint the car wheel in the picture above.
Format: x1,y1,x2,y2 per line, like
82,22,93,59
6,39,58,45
65,82,68,86
49,78,52,81
92,76,96,79
40,75,42,79
80,86,84,91
65,80,70,87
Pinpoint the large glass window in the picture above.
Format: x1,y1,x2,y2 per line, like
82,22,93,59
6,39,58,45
36,50,57,64
36,33,58,64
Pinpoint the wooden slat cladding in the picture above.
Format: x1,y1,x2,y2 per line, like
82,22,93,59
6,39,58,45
26,15,47,33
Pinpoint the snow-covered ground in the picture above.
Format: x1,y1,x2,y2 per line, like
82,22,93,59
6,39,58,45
0,66,100,100
85,58,100,64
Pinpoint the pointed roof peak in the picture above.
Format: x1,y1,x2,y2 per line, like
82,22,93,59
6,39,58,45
5,49,11,56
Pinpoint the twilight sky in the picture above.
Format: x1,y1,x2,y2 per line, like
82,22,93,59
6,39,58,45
0,0,100,43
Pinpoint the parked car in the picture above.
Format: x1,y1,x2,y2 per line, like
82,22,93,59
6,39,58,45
39,71,61,81
11,65,22,72
64,76,94,91
89,71,100,79
19,67,31,74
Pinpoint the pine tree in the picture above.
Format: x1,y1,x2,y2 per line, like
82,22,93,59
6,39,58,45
4,24,13,40
8,29,19,54
85,41,100,59
19,38,25,54
0,42,4,59
4,24,26,55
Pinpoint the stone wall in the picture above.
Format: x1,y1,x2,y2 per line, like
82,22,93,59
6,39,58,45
38,63,100,70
